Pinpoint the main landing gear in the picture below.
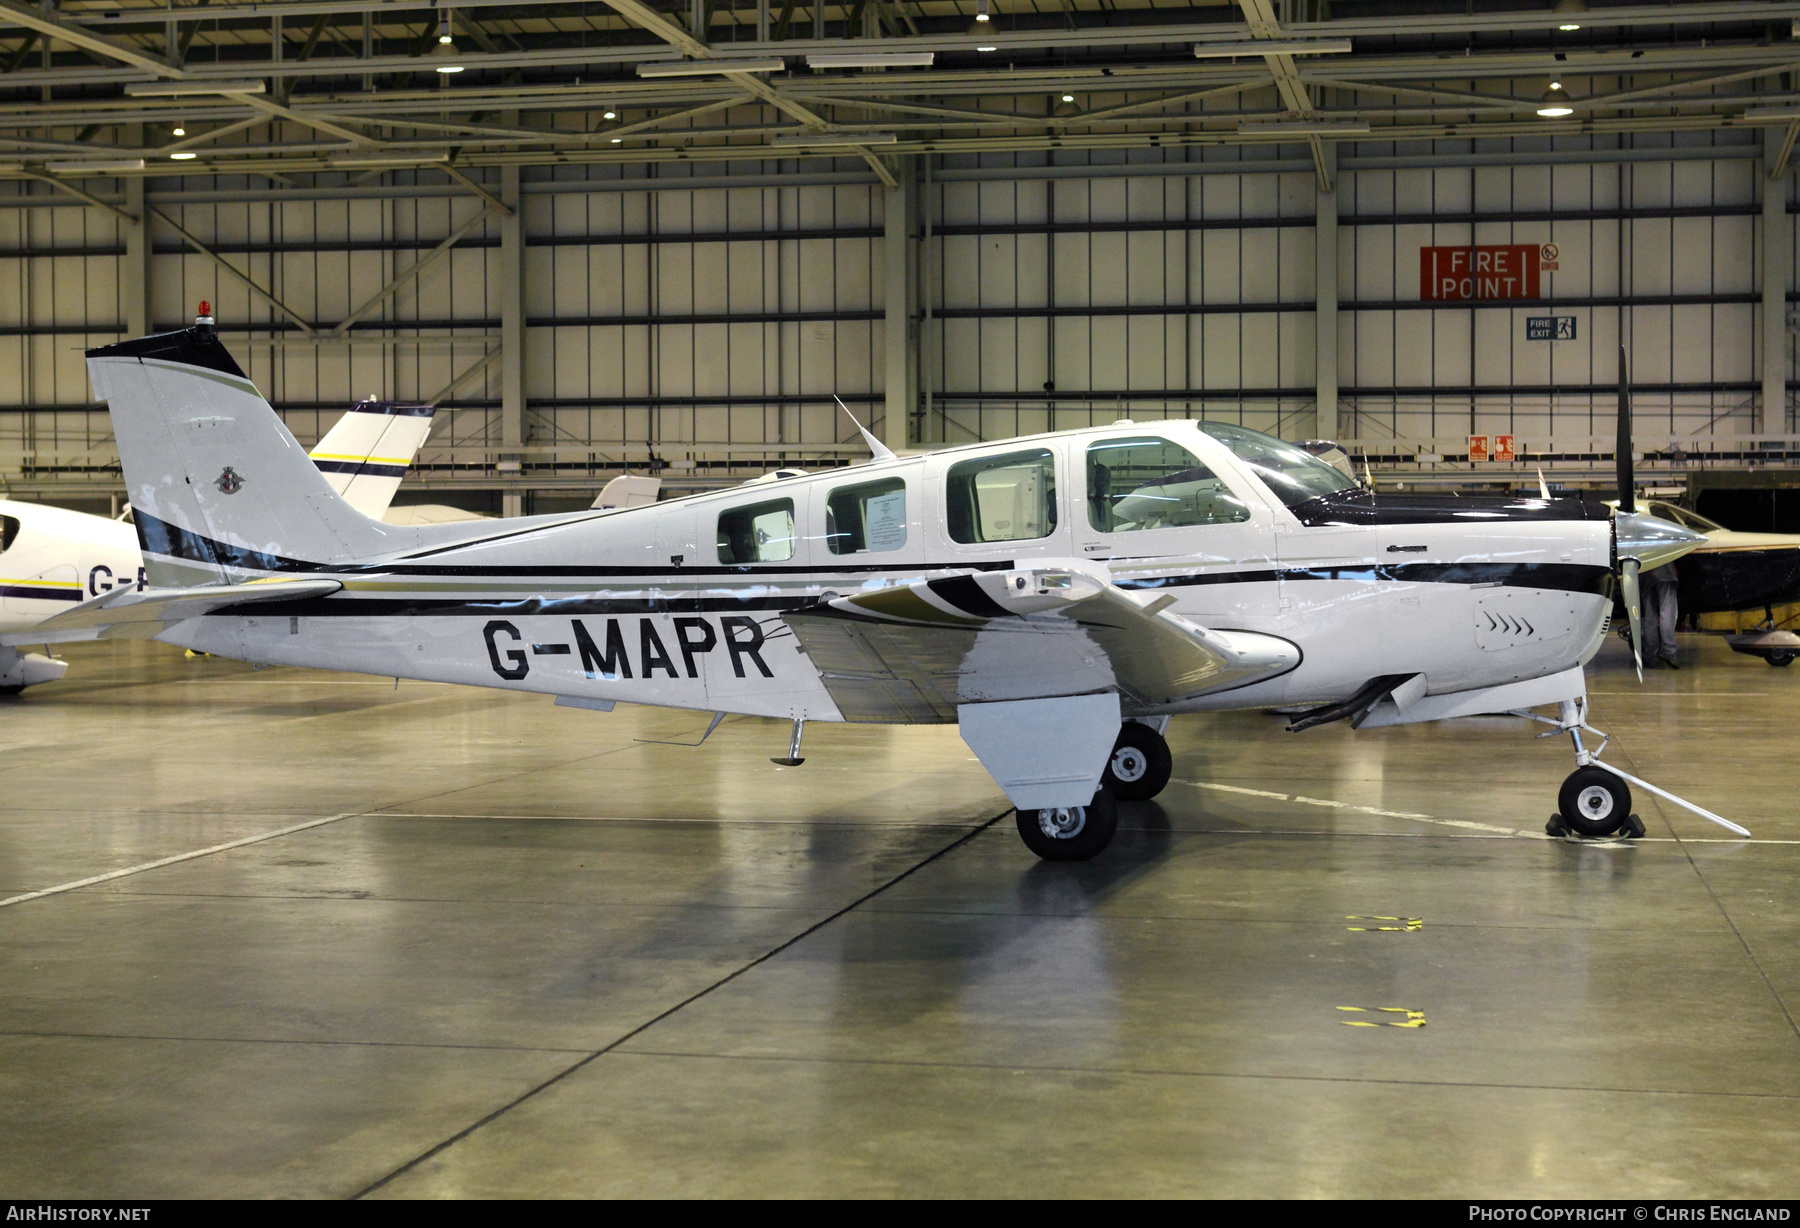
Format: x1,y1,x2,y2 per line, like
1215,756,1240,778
1522,698,1747,840
1016,720,1171,861
1100,719,1173,802
1016,784,1119,861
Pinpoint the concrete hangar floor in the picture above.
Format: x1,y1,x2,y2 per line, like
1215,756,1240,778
0,634,1794,1199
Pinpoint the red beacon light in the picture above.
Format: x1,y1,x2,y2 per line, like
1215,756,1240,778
195,300,215,328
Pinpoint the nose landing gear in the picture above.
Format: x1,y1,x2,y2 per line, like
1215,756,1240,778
1550,765,1646,839
1522,698,1745,840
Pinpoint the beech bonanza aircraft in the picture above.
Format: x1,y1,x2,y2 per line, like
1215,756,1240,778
2,315,1744,856
0,391,436,692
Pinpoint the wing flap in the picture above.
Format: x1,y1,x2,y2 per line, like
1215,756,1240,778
783,562,1298,721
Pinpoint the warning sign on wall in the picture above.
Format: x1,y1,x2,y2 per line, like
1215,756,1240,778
1468,435,1490,462
1421,245,1542,301
1494,434,1517,463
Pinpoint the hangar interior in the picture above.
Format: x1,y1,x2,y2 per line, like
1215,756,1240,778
3,0,1800,1200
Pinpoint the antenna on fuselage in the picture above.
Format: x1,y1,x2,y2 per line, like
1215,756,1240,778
1537,467,1552,501
835,396,897,463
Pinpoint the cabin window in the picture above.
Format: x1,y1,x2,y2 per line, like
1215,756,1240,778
946,449,1057,544
717,498,796,564
1087,437,1250,533
826,477,907,555
1196,421,1357,509
0,514,16,554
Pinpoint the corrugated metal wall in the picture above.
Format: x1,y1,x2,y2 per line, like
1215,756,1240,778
0,142,1786,494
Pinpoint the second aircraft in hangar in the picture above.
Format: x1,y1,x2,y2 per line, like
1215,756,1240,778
6,312,1737,856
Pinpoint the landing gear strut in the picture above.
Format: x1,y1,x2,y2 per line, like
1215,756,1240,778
1102,720,1172,801
1523,698,1746,840
1016,785,1119,861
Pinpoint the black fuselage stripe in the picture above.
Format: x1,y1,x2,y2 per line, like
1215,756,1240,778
1116,562,1610,595
0,585,83,602
210,563,1611,618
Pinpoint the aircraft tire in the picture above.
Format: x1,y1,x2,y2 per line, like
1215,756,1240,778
1558,766,1631,838
1016,786,1119,861
1766,651,1794,667
1103,722,1173,801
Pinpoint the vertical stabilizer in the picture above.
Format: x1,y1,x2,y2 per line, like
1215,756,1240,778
309,398,436,519
87,321,401,586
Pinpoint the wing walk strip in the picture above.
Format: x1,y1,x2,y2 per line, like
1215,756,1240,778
350,808,1014,1199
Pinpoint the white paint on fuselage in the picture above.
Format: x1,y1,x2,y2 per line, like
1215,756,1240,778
144,421,1614,723
0,499,143,635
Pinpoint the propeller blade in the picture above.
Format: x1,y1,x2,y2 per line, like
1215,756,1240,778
1621,556,1643,683
1617,344,1635,515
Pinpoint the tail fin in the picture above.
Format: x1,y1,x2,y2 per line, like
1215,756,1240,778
308,397,436,519
87,323,399,587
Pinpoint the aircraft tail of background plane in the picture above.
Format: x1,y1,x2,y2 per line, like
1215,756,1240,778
87,320,402,586
309,398,437,520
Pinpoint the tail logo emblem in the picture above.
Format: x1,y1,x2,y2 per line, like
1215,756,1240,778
215,466,245,495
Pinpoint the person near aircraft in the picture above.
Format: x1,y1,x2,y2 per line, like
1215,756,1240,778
1641,563,1681,669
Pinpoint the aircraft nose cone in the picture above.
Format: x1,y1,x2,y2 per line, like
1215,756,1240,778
1616,510,1707,570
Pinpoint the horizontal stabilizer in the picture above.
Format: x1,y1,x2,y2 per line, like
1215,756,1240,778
0,578,342,645
784,562,1298,722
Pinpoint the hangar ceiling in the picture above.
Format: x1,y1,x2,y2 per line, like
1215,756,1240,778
2,0,1798,192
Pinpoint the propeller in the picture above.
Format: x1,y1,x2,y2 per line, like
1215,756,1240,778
1617,343,1643,682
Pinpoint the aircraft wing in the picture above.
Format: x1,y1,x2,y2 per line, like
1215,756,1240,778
782,562,1297,723
0,578,343,645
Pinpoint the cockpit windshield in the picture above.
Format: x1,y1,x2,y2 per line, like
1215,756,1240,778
1195,421,1359,509
1646,501,1724,533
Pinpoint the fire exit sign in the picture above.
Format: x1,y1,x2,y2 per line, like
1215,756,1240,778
1526,316,1577,340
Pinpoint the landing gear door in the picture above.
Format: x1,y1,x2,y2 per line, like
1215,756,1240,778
1076,433,1279,622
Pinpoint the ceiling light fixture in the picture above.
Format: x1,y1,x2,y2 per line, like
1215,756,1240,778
125,79,266,96
1554,0,1586,31
637,58,785,77
1053,93,1079,118
976,45,997,52
1537,82,1574,117
603,109,617,119
172,123,185,136
169,151,197,160
974,0,990,21
806,52,934,68
433,12,463,72
1193,38,1352,57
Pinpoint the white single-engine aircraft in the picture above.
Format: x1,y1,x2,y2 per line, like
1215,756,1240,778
0,383,437,692
5,315,1738,857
